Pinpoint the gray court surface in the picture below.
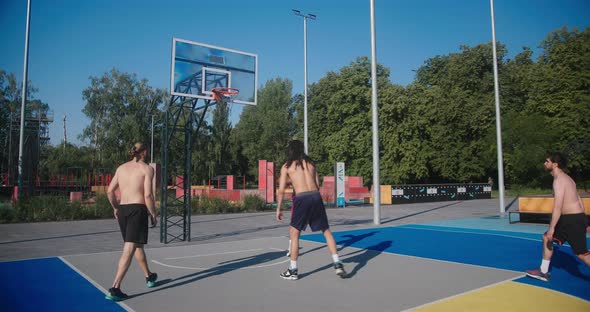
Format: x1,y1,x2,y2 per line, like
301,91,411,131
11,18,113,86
0,198,522,312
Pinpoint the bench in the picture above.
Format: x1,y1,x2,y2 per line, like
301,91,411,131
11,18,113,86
509,196,590,224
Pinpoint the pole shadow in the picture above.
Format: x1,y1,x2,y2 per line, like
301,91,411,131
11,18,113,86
381,202,461,224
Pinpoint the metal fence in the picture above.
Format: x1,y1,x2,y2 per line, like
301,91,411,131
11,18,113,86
391,183,491,204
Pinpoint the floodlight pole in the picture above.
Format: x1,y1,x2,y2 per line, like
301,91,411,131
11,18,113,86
293,9,316,155
490,0,506,214
369,0,381,225
151,114,154,162
17,0,32,198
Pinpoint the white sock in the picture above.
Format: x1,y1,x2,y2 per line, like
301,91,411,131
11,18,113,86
332,254,340,263
290,260,297,270
540,259,550,273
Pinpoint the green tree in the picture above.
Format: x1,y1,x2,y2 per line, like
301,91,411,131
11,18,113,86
527,27,590,175
380,83,435,184
81,68,167,169
209,101,232,176
307,56,390,185
412,44,501,182
41,143,94,178
232,78,297,177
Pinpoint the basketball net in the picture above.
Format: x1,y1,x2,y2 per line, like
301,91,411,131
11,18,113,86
212,87,239,104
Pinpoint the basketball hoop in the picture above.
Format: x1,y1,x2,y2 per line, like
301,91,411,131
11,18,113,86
212,87,239,103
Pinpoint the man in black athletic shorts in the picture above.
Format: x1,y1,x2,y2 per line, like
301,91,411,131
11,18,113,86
526,152,590,281
105,142,159,301
276,140,346,280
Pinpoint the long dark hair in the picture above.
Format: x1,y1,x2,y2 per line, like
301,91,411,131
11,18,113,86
285,140,314,168
128,142,147,162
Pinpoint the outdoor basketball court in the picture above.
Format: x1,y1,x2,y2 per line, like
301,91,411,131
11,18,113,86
1,200,589,311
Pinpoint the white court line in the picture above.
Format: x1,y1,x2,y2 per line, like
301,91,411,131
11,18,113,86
165,248,265,260
59,256,135,312
152,247,290,270
59,235,290,259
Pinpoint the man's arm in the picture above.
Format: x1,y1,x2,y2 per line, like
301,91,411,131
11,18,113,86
144,166,157,226
151,164,157,203
107,169,120,219
276,165,288,221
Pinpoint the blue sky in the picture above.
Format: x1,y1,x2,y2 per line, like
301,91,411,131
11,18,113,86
1,0,589,146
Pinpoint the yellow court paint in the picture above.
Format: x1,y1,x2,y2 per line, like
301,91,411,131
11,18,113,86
411,281,590,312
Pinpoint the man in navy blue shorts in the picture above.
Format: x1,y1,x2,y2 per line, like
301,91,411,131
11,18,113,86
276,140,346,280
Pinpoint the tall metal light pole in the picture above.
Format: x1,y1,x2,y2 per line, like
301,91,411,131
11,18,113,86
369,0,381,225
17,0,32,198
150,114,154,163
489,0,506,214
292,9,316,155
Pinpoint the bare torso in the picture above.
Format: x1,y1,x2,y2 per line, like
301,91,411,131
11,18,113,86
285,160,319,194
113,160,152,205
554,173,583,215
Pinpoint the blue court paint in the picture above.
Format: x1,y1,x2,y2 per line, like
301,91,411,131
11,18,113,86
514,246,590,301
0,257,125,312
302,224,590,302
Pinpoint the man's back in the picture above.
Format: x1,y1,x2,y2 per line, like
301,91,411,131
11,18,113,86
116,160,151,205
285,160,319,194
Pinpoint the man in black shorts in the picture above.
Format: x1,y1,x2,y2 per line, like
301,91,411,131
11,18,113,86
275,140,346,280
105,142,159,301
526,152,590,281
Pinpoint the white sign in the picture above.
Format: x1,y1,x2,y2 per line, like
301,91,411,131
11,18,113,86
335,162,345,207
484,186,492,192
427,188,438,194
457,187,466,193
392,189,404,196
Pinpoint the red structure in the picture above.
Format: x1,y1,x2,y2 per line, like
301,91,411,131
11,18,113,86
320,176,370,204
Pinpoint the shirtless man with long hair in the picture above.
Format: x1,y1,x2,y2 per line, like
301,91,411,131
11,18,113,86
276,140,346,280
105,142,159,301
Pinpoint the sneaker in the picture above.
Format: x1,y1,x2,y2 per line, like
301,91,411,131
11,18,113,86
280,268,298,280
334,262,346,278
525,268,550,282
105,287,129,301
146,272,158,288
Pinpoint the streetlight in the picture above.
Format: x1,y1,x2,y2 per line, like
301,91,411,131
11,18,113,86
369,0,381,225
150,114,154,163
17,0,32,198
292,9,316,155
489,0,506,214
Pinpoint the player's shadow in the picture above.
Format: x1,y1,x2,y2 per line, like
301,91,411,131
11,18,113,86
298,240,392,279
297,231,378,257
339,240,392,278
128,250,285,298
550,248,590,281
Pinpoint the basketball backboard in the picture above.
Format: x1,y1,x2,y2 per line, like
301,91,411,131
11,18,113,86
170,38,258,105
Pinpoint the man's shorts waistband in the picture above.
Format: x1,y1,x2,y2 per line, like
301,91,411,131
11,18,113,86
295,190,320,198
